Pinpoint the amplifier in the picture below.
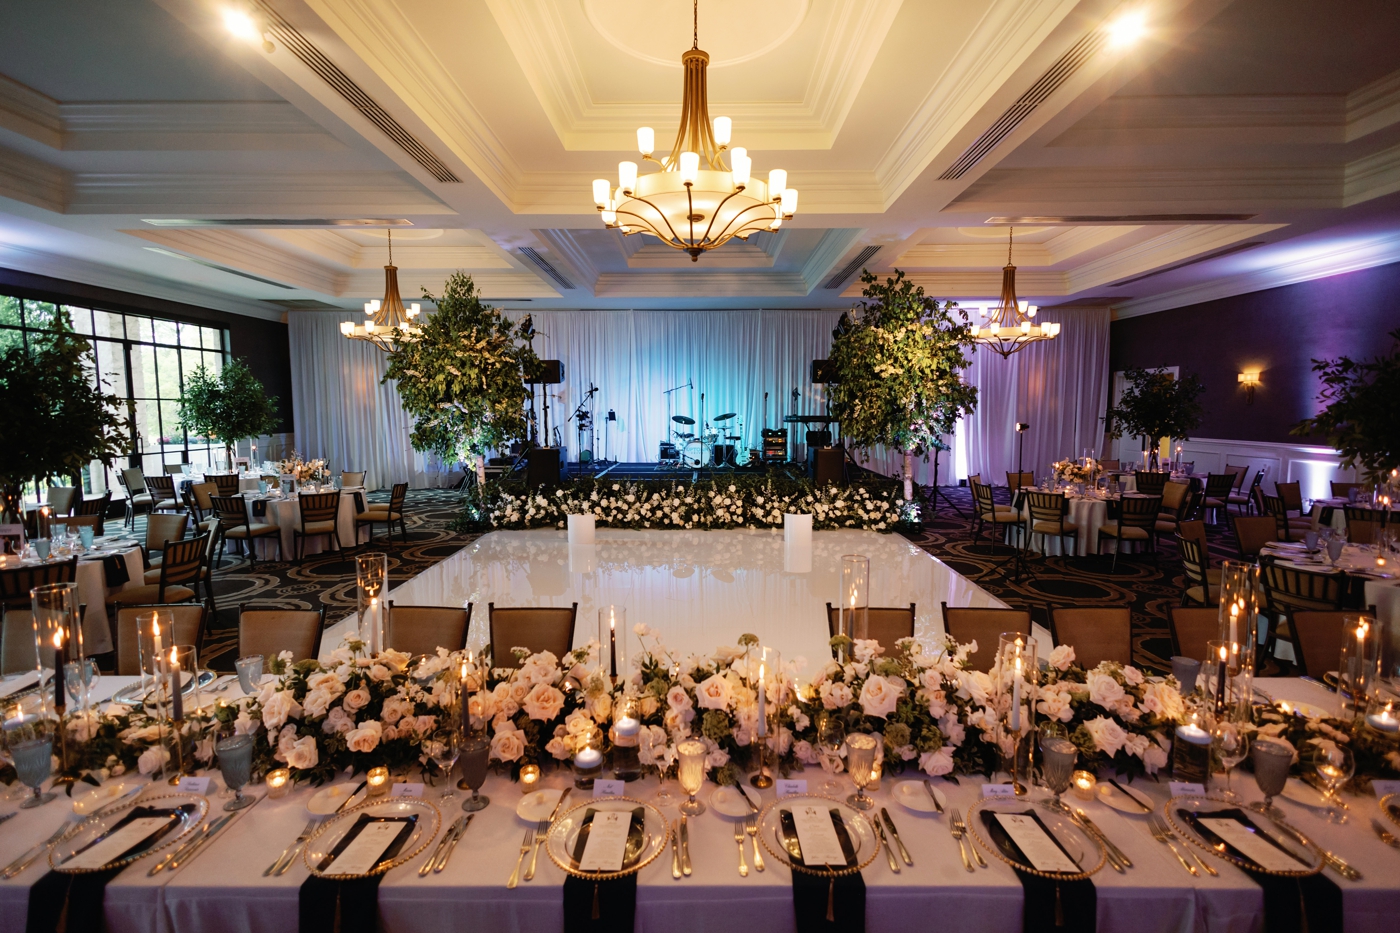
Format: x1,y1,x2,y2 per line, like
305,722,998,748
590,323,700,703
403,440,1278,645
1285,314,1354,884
658,442,679,461
761,434,788,462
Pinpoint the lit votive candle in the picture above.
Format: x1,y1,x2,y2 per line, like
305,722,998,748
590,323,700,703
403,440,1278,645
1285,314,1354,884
574,745,603,789
265,768,291,799
366,766,390,797
1366,709,1400,734
1071,770,1097,800
519,763,541,788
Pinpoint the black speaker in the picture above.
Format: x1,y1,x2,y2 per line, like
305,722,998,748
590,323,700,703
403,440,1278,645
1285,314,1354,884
530,360,565,385
712,444,734,466
811,447,846,487
805,429,832,448
658,442,678,461
526,447,561,487
810,359,838,384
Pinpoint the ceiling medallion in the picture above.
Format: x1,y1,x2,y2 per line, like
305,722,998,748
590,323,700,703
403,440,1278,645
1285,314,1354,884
970,228,1061,359
340,228,422,352
589,0,796,261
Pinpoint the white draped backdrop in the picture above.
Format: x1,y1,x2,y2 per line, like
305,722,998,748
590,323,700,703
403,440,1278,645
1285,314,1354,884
288,306,1110,492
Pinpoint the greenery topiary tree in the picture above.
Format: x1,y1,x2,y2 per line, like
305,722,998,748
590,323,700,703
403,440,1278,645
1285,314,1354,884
177,358,280,467
1292,328,1400,483
1103,368,1205,465
383,273,539,486
825,270,978,506
0,310,130,522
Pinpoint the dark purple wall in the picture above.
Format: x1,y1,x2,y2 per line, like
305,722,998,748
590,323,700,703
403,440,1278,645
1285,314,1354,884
1110,261,1400,444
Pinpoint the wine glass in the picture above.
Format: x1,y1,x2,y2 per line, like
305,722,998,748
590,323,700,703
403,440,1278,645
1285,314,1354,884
425,728,461,800
11,734,56,808
235,655,264,695
217,734,256,811
1211,721,1250,802
676,738,707,816
1039,735,1077,812
653,754,678,806
1250,739,1292,816
816,713,845,795
1314,743,1354,823
64,659,97,709
844,732,878,811
459,734,490,812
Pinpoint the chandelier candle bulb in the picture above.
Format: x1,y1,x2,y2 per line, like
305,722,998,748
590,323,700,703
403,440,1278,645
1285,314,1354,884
768,169,787,199
679,151,700,184
618,161,638,193
731,148,750,185
593,179,610,206
637,126,654,155
713,116,731,146
781,188,798,215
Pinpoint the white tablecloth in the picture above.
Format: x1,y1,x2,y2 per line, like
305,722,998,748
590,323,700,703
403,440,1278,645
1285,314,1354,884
1019,495,1108,557
1,676,1397,933
9,546,143,655
244,489,367,561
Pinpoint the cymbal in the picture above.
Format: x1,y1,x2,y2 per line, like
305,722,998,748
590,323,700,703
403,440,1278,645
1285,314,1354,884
714,412,737,421
672,415,696,425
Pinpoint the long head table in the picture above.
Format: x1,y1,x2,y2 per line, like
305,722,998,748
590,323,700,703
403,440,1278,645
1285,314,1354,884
0,677,1397,933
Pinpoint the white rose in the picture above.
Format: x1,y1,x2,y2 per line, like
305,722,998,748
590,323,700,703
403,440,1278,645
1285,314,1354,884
1083,716,1128,757
1048,645,1076,671
345,719,383,753
1122,666,1144,686
302,688,335,719
1086,672,1126,709
285,735,319,770
261,690,303,731
919,746,955,776
138,745,171,775
857,675,901,719
1037,688,1074,723
342,687,371,713
695,674,732,711
368,664,392,682
379,696,412,724
793,740,819,764
522,683,566,721
490,725,526,763
323,707,354,734
819,681,854,710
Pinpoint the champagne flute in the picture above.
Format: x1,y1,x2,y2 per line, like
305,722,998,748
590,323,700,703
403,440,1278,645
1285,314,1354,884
844,733,878,811
676,738,707,816
1039,735,1077,811
459,735,490,812
1211,721,1250,802
1314,743,1354,823
217,734,256,811
426,728,461,800
817,713,845,795
1250,739,1292,816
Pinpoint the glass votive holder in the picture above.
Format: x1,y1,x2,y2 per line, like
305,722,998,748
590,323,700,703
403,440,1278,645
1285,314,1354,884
519,763,541,789
1364,692,1400,735
265,768,291,799
1071,770,1097,799
574,746,603,789
366,766,390,797
1172,718,1213,784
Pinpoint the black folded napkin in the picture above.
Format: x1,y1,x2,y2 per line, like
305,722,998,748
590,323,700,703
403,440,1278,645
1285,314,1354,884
299,814,417,933
251,499,268,519
563,807,644,933
101,555,129,587
353,492,365,514
979,809,1096,933
779,808,866,933
1176,808,1341,933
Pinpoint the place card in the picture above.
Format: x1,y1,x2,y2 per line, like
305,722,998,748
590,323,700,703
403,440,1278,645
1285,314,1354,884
993,813,1079,873
577,811,633,871
1169,782,1206,797
63,816,174,870
981,784,1017,798
389,783,424,798
592,779,626,798
176,776,212,795
1198,816,1302,872
789,804,847,867
1371,780,1400,798
323,821,405,876
775,779,807,799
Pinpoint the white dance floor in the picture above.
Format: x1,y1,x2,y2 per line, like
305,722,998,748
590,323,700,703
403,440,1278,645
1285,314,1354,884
324,528,1030,667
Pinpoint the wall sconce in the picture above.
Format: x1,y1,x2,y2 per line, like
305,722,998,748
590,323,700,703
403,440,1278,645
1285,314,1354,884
1238,370,1261,404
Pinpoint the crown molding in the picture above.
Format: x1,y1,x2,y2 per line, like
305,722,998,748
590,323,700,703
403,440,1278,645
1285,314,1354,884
1066,223,1285,293
531,229,599,294
0,74,62,149
855,270,1070,300
594,270,813,298
621,230,789,269
68,170,453,215
897,224,1141,269
122,227,344,293
1347,67,1400,141
0,145,66,213
1344,140,1400,206
261,228,511,270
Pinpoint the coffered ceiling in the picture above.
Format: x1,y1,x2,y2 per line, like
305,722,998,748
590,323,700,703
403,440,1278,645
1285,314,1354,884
0,0,1398,320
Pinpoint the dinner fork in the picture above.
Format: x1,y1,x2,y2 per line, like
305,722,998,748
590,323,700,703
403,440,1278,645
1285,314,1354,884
2,822,71,879
745,814,764,872
507,827,534,889
524,818,549,882
1147,815,1198,876
733,820,748,877
265,819,317,877
947,808,974,873
951,810,986,868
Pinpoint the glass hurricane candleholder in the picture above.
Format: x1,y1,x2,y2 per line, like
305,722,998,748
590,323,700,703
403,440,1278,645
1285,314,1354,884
355,552,389,655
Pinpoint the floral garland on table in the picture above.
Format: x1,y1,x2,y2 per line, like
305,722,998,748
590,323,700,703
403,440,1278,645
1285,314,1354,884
1253,701,1400,792
1051,459,1097,485
275,452,329,484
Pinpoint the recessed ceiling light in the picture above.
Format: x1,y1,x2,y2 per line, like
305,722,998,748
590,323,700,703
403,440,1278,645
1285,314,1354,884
222,8,259,41
1104,9,1148,49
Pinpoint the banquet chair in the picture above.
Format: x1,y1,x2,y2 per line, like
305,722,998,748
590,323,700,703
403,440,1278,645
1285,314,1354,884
294,491,343,563
488,603,577,668
142,513,190,581
210,474,240,498
113,604,208,677
1232,468,1267,516
1006,472,1034,495
109,534,209,611
824,603,915,655
72,492,111,537
239,604,326,664
1177,536,1215,607
1330,482,1365,501
212,495,281,570
1167,607,1219,663
1262,493,1312,542
1098,460,1120,472
1232,515,1279,560
1276,481,1307,516
1259,561,1347,666
1288,611,1358,680
1344,506,1385,545
386,603,472,657
1153,481,1191,546
355,483,408,547
1049,607,1132,668
163,464,186,475
0,557,77,611
1,610,35,674
939,603,1031,672
970,480,1020,549
1225,464,1250,493
1201,473,1238,526
187,482,220,534
1024,491,1078,559
144,474,180,514
1133,472,1168,496
119,467,153,529
1097,494,1162,571
45,486,78,517
340,471,367,488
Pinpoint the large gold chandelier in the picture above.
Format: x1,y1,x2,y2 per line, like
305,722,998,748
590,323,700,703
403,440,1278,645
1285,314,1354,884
590,1,796,261
970,228,1061,358
340,229,422,352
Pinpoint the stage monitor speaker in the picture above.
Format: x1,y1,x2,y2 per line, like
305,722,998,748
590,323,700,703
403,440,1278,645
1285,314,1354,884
810,359,838,384
530,360,565,384
811,447,846,487
526,447,561,487
658,442,678,462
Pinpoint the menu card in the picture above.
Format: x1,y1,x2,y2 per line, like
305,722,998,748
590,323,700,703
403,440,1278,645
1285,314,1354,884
993,813,1079,873
1197,816,1303,872
323,821,407,875
577,811,633,871
64,816,175,870
790,805,848,867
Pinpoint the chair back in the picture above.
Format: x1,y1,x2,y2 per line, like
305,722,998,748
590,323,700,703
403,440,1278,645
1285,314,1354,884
146,513,189,554
114,604,207,676
488,603,577,667
121,467,146,496
0,558,77,610
1288,611,1359,679
1275,481,1303,513
1203,473,1236,501
1177,519,1208,554
1025,491,1067,525
1134,471,1167,495
940,603,1031,672
971,480,998,517
1050,607,1132,667
341,471,367,488
1330,482,1364,500
298,491,341,525
163,464,186,475
1249,468,1267,492
1232,516,1278,558
146,474,176,503
386,603,472,657
1344,506,1384,545
45,486,78,516
824,603,915,654
1167,607,1219,662
1006,472,1033,493
1117,495,1163,530
239,605,325,663
190,482,218,517
1,609,35,674
1098,459,1120,472
73,492,109,516
1177,536,1212,603
1160,481,1190,516
211,496,250,530
158,534,209,592
211,474,240,497
1225,465,1249,492
387,482,408,513
1261,562,1346,615
65,515,102,533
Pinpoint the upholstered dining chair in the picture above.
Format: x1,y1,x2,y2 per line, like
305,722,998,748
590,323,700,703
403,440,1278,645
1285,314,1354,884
1049,606,1132,668
113,604,208,677
1289,611,1358,680
1098,459,1120,472
120,467,152,528
355,483,408,547
210,474,240,498
72,492,110,537
1330,482,1365,500
1262,493,1312,542
1024,491,1078,559
1201,473,1237,525
187,482,220,535
142,513,189,580
144,474,180,514
340,471,367,488
1232,515,1278,560
44,486,78,517
386,603,473,657
0,603,84,674
970,480,1020,549
1167,607,1218,663
1225,464,1250,493
939,603,1031,672
1153,481,1192,546
1259,561,1347,665
1133,471,1168,496
0,557,77,611
1097,494,1162,571
488,603,577,668
238,604,326,664
824,603,915,655
1005,472,1034,494
1177,535,1214,607
109,533,209,611
1275,481,1307,517
1233,468,1267,516
1344,506,1386,545
212,495,281,570
294,491,343,563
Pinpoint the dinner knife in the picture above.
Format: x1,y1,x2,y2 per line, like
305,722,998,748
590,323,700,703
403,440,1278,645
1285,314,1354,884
1108,778,1152,812
167,808,247,873
420,817,463,876
1073,809,1132,869
874,818,900,873
336,780,369,813
880,809,913,866
680,814,692,876
922,780,944,814
149,819,221,876
435,814,473,873
671,820,682,879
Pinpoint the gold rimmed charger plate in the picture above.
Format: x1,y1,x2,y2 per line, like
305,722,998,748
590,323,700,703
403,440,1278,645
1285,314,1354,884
756,795,879,878
544,796,669,881
1165,793,1322,877
1379,793,1400,830
965,797,1106,881
49,792,208,874
303,796,440,879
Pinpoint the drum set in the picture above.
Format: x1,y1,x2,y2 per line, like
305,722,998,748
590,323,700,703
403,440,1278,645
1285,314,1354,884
664,412,745,468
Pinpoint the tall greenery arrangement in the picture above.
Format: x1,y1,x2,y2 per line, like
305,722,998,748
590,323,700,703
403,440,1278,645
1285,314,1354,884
825,270,978,504
0,310,129,521
1103,368,1205,458
177,358,280,466
1291,328,1400,483
383,273,539,485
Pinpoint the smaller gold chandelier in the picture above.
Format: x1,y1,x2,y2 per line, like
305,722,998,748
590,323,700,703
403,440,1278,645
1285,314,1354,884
340,229,422,352
970,228,1061,358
